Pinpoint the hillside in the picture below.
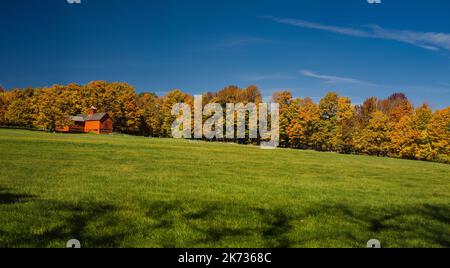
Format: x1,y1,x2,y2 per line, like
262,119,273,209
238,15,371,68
0,129,449,247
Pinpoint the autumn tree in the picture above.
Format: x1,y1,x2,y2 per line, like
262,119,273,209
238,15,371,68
59,83,84,116
1,82,450,164
335,96,356,153
0,88,9,126
288,97,321,149
355,110,391,156
428,107,450,163
215,85,242,104
242,85,262,104
138,92,163,136
83,81,142,133
160,89,193,137
110,82,142,134
271,91,294,147
32,86,72,131
315,92,339,151
388,103,433,160
355,97,378,129
379,93,413,122
5,88,36,128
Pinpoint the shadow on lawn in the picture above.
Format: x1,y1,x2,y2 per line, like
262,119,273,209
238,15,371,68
0,196,125,248
146,200,294,247
1,189,449,247
144,200,450,248
0,187,35,205
301,203,450,247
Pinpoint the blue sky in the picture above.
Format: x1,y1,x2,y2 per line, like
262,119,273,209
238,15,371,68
1,0,450,108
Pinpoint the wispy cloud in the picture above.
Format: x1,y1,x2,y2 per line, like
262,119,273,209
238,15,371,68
241,73,294,82
439,82,450,88
264,16,450,52
300,70,376,86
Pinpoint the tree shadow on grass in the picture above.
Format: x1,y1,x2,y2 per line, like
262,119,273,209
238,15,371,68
301,203,450,247
2,191,448,248
50,202,123,247
0,196,126,248
143,200,450,248
145,201,294,247
258,208,293,248
0,187,35,205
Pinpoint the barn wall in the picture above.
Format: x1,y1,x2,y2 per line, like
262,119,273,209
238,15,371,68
57,123,84,133
56,126,70,132
100,118,113,134
84,121,101,134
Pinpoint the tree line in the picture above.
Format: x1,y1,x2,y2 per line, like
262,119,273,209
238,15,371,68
0,81,449,163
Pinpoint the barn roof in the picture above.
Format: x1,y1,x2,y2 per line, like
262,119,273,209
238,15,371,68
85,112,108,121
71,112,109,122
69,115,85,122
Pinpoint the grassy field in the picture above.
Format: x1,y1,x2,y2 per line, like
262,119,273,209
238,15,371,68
0,128,449,248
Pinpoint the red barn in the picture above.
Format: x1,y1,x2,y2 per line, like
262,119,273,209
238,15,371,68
58,106,113,134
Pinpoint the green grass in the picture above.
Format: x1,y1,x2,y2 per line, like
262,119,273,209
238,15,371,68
0,129,449,248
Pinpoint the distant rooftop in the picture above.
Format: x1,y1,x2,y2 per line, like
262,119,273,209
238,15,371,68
71,112,108,122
